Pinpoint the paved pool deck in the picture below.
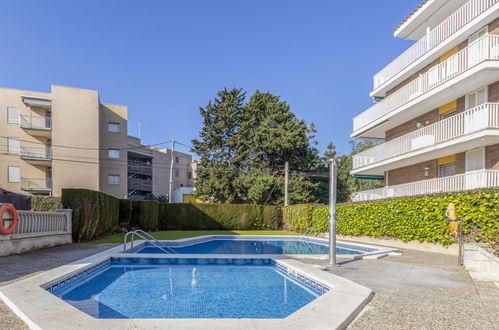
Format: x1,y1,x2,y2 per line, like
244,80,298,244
0,243,498,330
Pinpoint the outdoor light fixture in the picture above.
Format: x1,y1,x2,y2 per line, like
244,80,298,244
424,166,430,177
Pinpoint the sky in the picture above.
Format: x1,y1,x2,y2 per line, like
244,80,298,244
0,0,422,156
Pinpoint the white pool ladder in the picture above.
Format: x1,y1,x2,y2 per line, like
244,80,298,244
123,229,176,254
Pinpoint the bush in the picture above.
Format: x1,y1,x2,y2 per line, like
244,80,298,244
62,189,119,242
130,200,158,231
31,196,62,211
283,190,499,246
158,204,282,230
119,199,132,226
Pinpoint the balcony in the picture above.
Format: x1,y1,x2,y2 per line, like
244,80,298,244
352,103,499,174
20,146,52,165
128,162,152,176
373,0,498,95
352,169,499,202
353,34,499,138
21,178,52,193
128,178,152,192
20,115,52,137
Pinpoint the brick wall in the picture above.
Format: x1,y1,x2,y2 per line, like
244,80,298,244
489,81,499,103
387,152,465,186
489,17,499,35
485,144,499,170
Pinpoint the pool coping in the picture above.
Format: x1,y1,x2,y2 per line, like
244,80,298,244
0,239,377,330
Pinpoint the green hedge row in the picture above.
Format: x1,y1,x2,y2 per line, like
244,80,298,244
31,196,63,211
283,190,499,246
62,189,120,242
131,200,159,231
158,204,282,230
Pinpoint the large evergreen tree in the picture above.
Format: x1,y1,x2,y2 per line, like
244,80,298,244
192,89,321,204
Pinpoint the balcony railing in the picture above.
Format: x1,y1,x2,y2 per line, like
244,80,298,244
354,34,499,132
21,178,52,192
353,103,499,169
128,178,152,191
20,114,52,130
20,146,52,161
373,0,498,90
352,170,499,202
128,162,152,176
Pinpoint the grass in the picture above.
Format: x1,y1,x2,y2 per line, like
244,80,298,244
90,230,301,243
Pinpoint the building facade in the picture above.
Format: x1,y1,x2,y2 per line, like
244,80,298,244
351,0,499,201
0,85,193,199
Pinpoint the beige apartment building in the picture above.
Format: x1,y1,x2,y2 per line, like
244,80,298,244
351,0,499,201
0,85,193,200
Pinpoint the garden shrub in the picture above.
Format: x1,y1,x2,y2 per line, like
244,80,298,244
119,199,132,226
31,196,62,211
130,200,158,231
158,203,281,230
283,189,499,246
61,189,119,242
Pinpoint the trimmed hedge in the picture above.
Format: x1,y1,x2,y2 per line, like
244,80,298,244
158,204,282,230
283,190,499,247
119,199,132,226
62,189,119,242
31,196,62,211
130,200,158,231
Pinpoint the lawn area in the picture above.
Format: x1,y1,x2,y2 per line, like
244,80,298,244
90,230,301,243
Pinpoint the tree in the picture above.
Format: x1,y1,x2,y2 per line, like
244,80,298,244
192,89,322,204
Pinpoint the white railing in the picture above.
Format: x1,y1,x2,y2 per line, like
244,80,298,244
374,0,498,90
354,34,499,132
353,103,499,169
12,210,71,235
352,170,499,202
20,114,52,130
21,178,52,191
20,146,52,161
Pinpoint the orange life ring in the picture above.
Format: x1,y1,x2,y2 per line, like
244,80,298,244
0,204,18,235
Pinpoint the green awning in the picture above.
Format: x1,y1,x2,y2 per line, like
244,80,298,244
352,174,385,180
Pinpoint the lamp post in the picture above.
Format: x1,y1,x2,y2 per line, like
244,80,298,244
327,158,337,268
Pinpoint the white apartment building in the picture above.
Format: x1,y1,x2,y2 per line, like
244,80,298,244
351,0,499,201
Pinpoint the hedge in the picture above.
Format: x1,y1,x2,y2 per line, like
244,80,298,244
130,200,158,231
283,190,499,247
31,196,62,211
118,199,132,226
62,189,120,242
158,203,282,230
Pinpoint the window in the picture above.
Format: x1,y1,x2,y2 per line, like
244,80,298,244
108,175,120,185
175,169,179,177
8,166,20,183
438,163,456,178
175,156,179,164
7,107,19,124
466,87,487,110
7,137,20,154
108,149,120,159
108,122,120,132
187,171,192,179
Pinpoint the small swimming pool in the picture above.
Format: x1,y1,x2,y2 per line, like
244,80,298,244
49,258,325,319
132,237,370,255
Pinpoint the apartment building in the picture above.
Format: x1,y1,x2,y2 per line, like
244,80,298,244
350,0,499,202
0,85,193,199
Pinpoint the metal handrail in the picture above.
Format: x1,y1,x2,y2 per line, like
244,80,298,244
124,229,176,254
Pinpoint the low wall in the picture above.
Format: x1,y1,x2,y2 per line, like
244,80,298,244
0,209,72,257
464,244,499,283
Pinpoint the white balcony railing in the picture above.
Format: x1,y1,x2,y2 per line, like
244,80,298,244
354,34,499,133
353,103,499,169
20,146,52,161
20,114,52,130
21,178,52,191
374,0,498,90
352,170,499,202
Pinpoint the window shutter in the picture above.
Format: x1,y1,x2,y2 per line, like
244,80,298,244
8,137,20,154
7,107,19,124
8,166,20,183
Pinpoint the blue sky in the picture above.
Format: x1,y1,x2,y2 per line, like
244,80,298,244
0,0,422,156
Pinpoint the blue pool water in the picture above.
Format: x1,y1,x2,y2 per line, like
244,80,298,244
51,259,322,319
135,239,363,255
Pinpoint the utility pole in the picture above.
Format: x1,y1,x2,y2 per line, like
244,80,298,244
327,159,337,268
284,161,289,206
137,122,141,138
168,138,175,203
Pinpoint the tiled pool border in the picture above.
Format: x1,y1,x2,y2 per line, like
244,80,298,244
0,236,382,329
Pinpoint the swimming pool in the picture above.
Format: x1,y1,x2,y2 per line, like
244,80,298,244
132,236,371,255
49,258,325,319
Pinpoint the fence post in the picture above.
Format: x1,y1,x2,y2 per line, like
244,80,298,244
57,209,73,234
